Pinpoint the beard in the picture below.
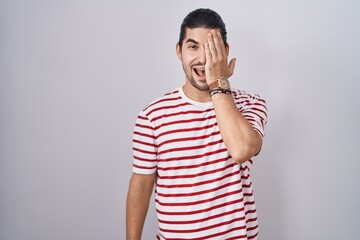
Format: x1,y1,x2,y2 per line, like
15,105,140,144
188,77,209,91
182,63,209,91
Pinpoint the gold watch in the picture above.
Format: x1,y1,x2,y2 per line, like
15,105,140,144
208,77,230,90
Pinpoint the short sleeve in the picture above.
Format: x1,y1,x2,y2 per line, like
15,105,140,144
239,93,268,138
132,110,158,174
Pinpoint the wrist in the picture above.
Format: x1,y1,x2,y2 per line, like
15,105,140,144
209,88,232,97
208,77,230,91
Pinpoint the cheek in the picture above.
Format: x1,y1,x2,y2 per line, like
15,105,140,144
181,52,196,65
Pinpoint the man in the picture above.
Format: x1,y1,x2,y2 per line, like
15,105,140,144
126,8,267,240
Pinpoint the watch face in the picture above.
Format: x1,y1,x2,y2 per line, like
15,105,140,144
219,78,230,89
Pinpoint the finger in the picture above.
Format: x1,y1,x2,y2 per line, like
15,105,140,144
228,58,237,77
205,42,212,63
212,31,223,57
207,32,217,61
215,31,226,56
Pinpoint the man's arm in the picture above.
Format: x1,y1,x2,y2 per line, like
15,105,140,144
126,172,156,240
205,30,262,164
211,93,262,164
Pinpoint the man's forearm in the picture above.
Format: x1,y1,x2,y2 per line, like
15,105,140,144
212,93,262,164
126,173,156,240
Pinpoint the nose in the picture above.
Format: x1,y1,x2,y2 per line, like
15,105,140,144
199,46,206,64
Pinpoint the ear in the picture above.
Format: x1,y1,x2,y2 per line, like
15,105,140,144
225,43,230,56
176,43,182,60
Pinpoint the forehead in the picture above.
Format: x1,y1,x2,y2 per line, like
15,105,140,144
184,27,221,42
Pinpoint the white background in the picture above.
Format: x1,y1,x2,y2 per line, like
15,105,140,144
1,0,359,239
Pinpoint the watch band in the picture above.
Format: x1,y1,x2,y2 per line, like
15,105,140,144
209,88,232,97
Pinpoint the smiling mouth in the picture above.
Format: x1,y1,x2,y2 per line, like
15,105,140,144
193,67,206,78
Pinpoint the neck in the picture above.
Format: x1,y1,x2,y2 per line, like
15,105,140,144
182,82,211,103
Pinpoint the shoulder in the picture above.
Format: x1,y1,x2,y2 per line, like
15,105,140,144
139,88,182,117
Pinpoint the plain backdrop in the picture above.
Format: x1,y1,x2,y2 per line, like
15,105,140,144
1,0,359,239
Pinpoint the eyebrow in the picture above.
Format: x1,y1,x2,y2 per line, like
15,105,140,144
185,39,199,45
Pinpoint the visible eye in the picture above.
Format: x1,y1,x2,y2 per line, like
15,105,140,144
188,45,198,50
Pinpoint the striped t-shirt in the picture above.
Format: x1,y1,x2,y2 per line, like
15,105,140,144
132,87,267,240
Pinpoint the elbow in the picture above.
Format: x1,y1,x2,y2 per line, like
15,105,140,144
230,142,261,164
230,149,253,164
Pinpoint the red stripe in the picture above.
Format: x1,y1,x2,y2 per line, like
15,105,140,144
244,201,255,206
137,115,148,121
133,139,157,148
157,139,223,155
235,98,266,107
164,225,247,240
243,110,266,122
244,117,257,123
133,155,156,162
156,122,217,138
234,99,266,109
241,174,250,181
158,131,220,148
156,171,239,188
143,95,181,111
160,216,246,233
151,108,213,122
241,183,252,189
247,228,259,239
157,179,241,197
158,148,227,163
156,189,242,207
147,102,190,115
165,90,179,95
133,147,156,155
158,206,245,224
158,161,236,180
243,107,267,119
154,115,216,130
234,96,252,101
157,198,245,216
226,234,247,240
157,158,248,173
157,156,231,171
243,192,254,198
133,164,156,170
135,123,155,130
245,209,256,215
133,131,156,139
156,177,253,199
246,218,258,225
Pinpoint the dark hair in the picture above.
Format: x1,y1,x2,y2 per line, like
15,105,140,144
178,8,227,49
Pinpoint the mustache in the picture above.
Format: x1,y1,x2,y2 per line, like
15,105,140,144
191,62,205,68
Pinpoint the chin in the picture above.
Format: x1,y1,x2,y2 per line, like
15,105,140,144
195,83,210,92
188,77,209,91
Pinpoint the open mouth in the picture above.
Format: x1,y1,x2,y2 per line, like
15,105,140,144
193,67,206,78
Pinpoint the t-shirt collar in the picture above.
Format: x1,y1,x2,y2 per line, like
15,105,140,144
178,86,213,108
